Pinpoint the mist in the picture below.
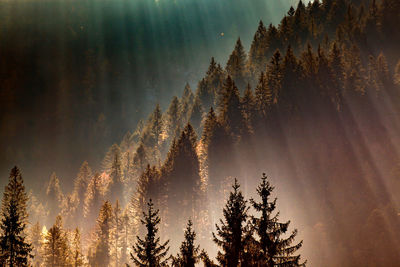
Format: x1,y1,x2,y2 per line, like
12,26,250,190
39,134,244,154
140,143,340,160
1,0,400,266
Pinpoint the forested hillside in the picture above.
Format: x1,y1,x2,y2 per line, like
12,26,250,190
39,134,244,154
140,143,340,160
2,0,400,266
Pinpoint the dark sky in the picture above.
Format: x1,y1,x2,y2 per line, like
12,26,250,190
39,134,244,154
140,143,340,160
0,0,296,193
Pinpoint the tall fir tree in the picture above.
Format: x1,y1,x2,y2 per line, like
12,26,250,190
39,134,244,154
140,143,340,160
161,124,201,245
129,199,170,267
172,220,200,267
72,161,92,226
108,151,123,206
29,222,42,267
241,83,256,133
250,174,304,266
46,173,64,226
84,173,104,226
213,179,250,267
112,200,123,267
90,201,112,267
220,76,246,140
226,38,248,90
189,96,204,134
249,20,268,78
0,167,32,266
43,216,71,267
255,72,273,122
71,228,84,267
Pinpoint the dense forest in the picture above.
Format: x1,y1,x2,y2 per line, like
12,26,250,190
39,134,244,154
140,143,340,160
2,0,400,266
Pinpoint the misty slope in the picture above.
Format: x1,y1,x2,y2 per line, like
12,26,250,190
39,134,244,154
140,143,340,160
6,0,400,266
0,0,296,191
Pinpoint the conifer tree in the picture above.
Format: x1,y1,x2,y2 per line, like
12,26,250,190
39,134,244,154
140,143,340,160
108,151,123,205
180,83,195,124
72,161,92,225
72,228,83,267
112,200,123,267
279,46,301,112
213,179,249,266
220,76,246,140
266,50,282,105
202,108,233,199
266,24,280,56
172,220,200,267
189,96,204,133
121,210,130,266
328,42,345,109
132,165,161,231
29,222,42,267
43,216,71,267
129,199,170,267
226,38,248,90
205,57,225,100
91,201,112,267
196,78,214,109
249,20,268,77
133,143,148,176
102,144,121,174
255,72,273,122
250,174,304,266
165,96,181,139
241,83,256,133
84,173,103,224
46,173,64,225
161,124,201,242
0,167,32,266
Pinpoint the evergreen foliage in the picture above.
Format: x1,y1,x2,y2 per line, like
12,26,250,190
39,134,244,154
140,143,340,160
0,167,32,266
129,200,170,267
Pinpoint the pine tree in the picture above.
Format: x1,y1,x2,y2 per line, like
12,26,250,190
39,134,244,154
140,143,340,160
249,20,268,77
46,173,64,225
226,38,248,90
91,201,112,267
108,150,123,205
165,96,181,139
279,45,301,112
241,83,256,133
265,50,282,105
205,57,225,102
328,42,345,109
189,96,204,133
132,165,161,232
71,228,83,267
172,220,200,267
29,222,42,267
133,143,148,176
161,124,201,243
196,78,214,109
202,108,233,198
129,199,170,267
43,216,71,267
213,179,249,267
0,166,32,266
180,83,195,125
102,144,121,174
250,174,304,266
220,76,246,140
72,161,92,226
84,173,103,224
120,209,130,266
112,200,123,267
255,72,273,122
